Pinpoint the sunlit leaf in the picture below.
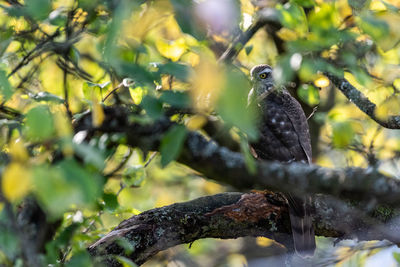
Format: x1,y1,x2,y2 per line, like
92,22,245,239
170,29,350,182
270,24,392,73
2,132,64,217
92,98,105,127
332,122,355,148
122,166,146,187
375,95,400,121
298,84,320,106
185,114,207,131
156,39,187,62
2,162,32,202
9,138,28,162
309,3,339,30
256,237,274,247
160,125,187,167
314,76,330,88
129,86,145,105
114,255,138,267
191,58,224,111
276,3,308,36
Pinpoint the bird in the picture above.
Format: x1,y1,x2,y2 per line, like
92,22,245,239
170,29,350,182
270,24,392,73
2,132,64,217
248,64,316,258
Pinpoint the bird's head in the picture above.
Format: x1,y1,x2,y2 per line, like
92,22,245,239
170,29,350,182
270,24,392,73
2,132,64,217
250,64,274,98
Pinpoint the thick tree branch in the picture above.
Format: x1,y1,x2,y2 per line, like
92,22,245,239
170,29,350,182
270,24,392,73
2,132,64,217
75,107,400,207
326,73,400,129
88,192,399,266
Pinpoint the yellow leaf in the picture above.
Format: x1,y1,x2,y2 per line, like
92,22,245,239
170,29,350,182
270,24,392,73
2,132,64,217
375,95,400,121
202,180,223,195
276,28,299,41
190,57,225,111
2,163,32,202
370,0,387,11
53,108,73,138
227,254,247,267
185,114,207,131
92,94,105,127
256,237,274,247
129,86,145,105
9,139,28,162
156,38,187,62
314,75,330,87
155,192,174,207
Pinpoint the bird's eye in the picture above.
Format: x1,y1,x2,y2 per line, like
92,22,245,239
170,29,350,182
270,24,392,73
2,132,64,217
259,73,267,79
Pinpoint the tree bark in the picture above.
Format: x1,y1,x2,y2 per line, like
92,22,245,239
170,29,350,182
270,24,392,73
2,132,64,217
88,192,399,266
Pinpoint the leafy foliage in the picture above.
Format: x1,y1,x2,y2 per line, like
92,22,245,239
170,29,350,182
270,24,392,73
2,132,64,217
0,0,399,266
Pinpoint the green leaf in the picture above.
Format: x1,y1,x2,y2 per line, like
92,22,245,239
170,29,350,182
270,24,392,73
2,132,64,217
170,0,206,40
276,3,308,34
291,0,316,7
116,63,156,86
245,45,253,55
0,70,13,101
33,160,102,218
25,0,52,21
122,166,146,187
66,251,92,267
217,69,259,140
297,84,320,106
45,223,79,263
103,193,119,211
141,95,163,119
24,105,54,141
72,142,106,170
159,91,190,108
157,62,191,82
0,223,18,259
332,122,354,148
309,3,338,31
160,125,187,167
30,91,64,103
358,14,390,42
82,81,106,100
239,134,256,174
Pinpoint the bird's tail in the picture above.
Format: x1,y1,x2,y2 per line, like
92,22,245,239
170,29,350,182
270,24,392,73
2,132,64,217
287,194,316,258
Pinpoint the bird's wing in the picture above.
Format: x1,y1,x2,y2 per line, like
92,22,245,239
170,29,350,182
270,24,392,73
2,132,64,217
280,92,312,163
258,92,311,163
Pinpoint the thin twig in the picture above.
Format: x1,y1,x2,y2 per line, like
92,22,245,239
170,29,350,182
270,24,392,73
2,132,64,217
63,70,73,120
144,152,157,168
105,148,133,178
102,83,123,102
307,106,318,120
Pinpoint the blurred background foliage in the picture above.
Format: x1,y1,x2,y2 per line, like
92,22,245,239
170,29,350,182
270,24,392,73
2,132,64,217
0,0,400,266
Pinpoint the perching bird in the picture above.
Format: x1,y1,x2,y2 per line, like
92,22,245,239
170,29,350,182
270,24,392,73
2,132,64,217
248,64,316,258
